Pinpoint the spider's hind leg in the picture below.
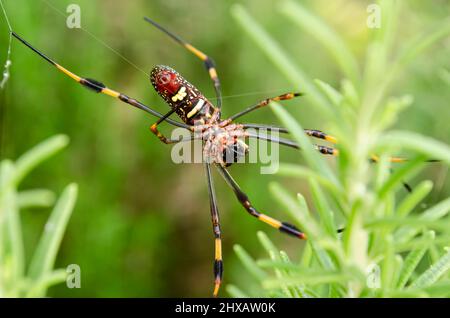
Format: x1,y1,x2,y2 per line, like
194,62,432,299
216,164,306,240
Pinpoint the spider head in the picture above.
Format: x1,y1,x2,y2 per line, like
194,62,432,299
150,65,182,103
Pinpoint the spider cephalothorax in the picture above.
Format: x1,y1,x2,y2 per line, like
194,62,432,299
198,123,248,165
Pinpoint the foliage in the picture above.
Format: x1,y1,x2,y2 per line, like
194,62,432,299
0,135,77,297
229,0,450,297
0,0,449,297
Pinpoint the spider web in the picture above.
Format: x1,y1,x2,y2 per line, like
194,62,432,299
0,0,12,89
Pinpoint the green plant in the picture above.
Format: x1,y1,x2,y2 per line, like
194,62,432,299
0,135,77,297
228,1,450,297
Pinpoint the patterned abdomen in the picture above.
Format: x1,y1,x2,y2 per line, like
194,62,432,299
150,65,216,125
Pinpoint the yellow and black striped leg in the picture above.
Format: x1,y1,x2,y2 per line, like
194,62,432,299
216,164,306,240
370,155,408,163
149,109,183,144
304,129,337,144
227,92,303,122
247,130,409,163
242,124,289,134
149,111,199,144
205,163,223,297
246,131,338,157
247,130,409,162
11,32,189,129
144,17,222,108
242,124,338,144
246,130,408,163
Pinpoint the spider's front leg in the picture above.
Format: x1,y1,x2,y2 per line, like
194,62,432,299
149,109,197,144
144,17,222,108
11,32,190,129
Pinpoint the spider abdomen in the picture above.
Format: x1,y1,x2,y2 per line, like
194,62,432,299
150,65,217,125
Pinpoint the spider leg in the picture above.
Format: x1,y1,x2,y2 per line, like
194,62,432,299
216,164,306,239
226,92,303,122
245,131,338,156
246,131,412,163
247,131,415,193
242,123,289,134
11,32,189,129
370,155,407,163
304,129,337,143
242,124,337,143
149,109,183,144
151,132,198,144
148,109,206,144
144,17,222,108
205,163,223,297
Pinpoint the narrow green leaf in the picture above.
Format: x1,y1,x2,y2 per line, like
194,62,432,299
342,201,368,275
233,245,267,282
341,79,360,108
231,4,331,116
362,0,399,97
280,0,359,83
17,189,56,209
378,131,450,165
366,217,450,231
377,156,426,199
411,248,450,288
28,183,78,281
314,79,343,107
226,284,249,298
396,181,433,217
277,164,340,195
296,193,311,217
255,233,293,297
25,269,67,298
419,196,450,221
380,235,395,295
397,231,435,289
0,159,15,193
422,280,450,297
395,196,450,243
270,102,337,183
300,241,313,268
384,290,428,298
309,179,336,237
269,182,319,239
257,231,280,260
309,240,336,271
263,272,349,288
392,255,404,291
1,161,25,283
279,251,304,298
395,235,450,253
14,135,69,186
397,17,450,68
257,259,301,271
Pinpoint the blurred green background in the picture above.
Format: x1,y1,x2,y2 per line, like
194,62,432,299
0,0,449,297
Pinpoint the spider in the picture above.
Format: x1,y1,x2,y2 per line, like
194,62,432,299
9,17,404,297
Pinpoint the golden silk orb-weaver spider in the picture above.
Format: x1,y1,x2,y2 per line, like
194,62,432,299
9,16,413,297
